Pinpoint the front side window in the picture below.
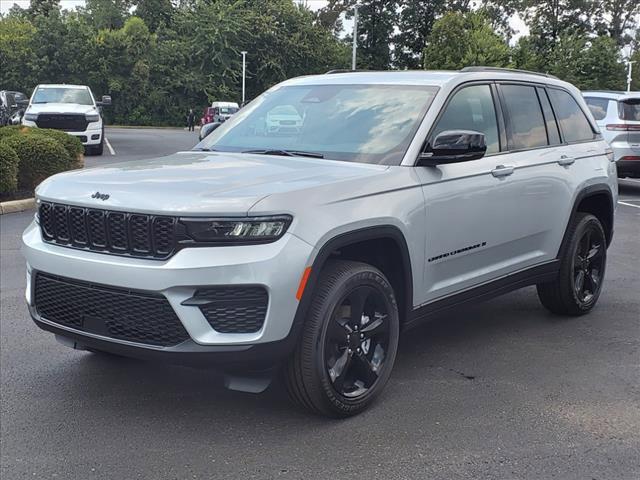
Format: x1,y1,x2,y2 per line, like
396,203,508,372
501,84,548,150
32,87,93,105
585,97,610,120
548,89,595,143
430,84,500,154
201,84,439,165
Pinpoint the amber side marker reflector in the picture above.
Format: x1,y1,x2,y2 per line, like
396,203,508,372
296,267,312,301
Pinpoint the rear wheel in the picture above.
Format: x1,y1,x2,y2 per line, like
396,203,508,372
537,213,606,315
285,260,400,417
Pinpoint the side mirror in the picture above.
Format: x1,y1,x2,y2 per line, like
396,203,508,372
97,95,112,106
418,130,487,166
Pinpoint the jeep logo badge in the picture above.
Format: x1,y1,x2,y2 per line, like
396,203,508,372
91,191,110,201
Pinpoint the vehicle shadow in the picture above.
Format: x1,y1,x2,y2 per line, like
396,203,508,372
54,286,561,430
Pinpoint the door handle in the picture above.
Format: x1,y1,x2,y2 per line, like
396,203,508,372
558,155,575,166
491,165,514,178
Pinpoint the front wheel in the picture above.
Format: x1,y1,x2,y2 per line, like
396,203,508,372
285,260,400,417
537,213,607,315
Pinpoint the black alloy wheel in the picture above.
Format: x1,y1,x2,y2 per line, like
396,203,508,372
324,286,391,398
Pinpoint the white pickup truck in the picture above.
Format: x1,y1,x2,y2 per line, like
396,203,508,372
21,84,111,155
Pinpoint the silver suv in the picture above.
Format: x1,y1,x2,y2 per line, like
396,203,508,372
583,90,640,178
23,68,618,417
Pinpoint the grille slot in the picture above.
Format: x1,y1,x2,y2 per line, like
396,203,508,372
34,273,190,347
190,287,268,334
35,113,89,132
38,202,177,259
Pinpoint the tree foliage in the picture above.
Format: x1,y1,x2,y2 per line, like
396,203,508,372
0,0,637,128
423,12,511,70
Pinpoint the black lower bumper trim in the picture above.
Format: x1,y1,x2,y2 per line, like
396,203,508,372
31,311,295,370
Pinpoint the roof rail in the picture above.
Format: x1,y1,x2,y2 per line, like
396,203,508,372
325,69,381,74
460,66,558,79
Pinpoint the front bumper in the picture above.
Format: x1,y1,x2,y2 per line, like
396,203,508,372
22,220,315,363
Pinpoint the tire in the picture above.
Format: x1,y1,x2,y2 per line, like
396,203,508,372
93,139,104,156
537,213,607,316
285,260,400,418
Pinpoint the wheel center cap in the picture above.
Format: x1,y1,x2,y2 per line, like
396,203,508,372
347,333,360,349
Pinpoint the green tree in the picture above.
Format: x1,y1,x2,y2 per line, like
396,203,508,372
423,11,511,70
83,0,132,30
134,0,174,32
0,18,39,90
394,0,470,69
349,0,398,70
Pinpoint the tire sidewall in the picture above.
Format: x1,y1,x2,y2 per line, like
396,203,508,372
567,214,607,312
312,267,400,414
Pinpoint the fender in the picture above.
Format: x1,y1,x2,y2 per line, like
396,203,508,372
286,225,414,346
557,184,615,258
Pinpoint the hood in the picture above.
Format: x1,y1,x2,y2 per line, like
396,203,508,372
27,103,97,115
36,151,389,216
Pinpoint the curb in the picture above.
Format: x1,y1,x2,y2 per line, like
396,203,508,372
0,198,35,215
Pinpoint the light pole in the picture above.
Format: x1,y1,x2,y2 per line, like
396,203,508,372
241,51,247,104
626,60,635,93
351,6,358,70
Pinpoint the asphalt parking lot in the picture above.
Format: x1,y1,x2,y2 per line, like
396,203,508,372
1,129,639,479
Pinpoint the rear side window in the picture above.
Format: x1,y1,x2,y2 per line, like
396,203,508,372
537,87,561,145
431,84,500,154
618,99,640,121
500,84,547,149
585,97,610,120
548,89,595,142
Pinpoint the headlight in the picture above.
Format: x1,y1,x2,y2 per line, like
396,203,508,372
86,113,100,122
180,215,292,244
24,113,38,121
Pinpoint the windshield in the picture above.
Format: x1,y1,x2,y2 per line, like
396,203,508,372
200,84,439,164
32,87,93,105
619,99,640,121
219,107,238,114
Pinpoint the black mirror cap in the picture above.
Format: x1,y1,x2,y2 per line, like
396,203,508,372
97,95,112,106
418,129,487,166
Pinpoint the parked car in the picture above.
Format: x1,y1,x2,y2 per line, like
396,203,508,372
0,90,29,126
200,101,239,125
583,90,640,178
24,68,617,417
21,84,111,155
198,121,222,141
266,105,303,134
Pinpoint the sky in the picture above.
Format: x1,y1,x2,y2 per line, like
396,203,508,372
0,0,531,41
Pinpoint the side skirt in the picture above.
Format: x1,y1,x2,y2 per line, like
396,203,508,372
405,260,559,330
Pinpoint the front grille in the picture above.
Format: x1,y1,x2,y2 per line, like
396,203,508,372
35,113,88,132
190,287,268,333
39,202,177,259
34,273,190,347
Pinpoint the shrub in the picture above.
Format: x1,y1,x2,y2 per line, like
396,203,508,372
0,141,20,193
2,135,73,190
29,128,85,169
0,125,28,140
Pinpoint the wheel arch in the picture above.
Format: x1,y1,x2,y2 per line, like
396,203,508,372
558,184,615,258
291,226,414,340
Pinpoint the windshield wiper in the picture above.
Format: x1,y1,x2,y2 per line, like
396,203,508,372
242,148,324,159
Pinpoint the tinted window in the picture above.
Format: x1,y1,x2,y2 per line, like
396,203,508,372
537,87,561,145
500,84,548,149
431,84,499,154
618,99,640,121
32,87,93,105
548,89,595,142
585,97,610,120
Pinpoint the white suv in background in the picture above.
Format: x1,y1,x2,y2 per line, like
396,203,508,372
22,84,111,155
23,68,617,417
583,91,640,178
